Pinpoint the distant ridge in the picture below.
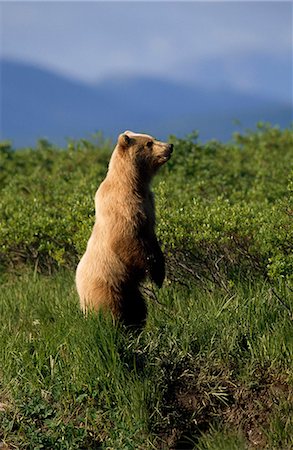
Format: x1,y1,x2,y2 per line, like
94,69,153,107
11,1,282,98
1,59,292,147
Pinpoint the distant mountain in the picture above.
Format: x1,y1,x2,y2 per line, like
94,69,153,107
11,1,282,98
179,51,291,103
1,59,292,147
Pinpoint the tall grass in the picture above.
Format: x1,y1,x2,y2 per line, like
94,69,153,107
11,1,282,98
1,126,292,447
1,271,292,448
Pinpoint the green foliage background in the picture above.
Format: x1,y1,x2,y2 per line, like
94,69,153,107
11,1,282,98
0,124,293,449
1,125,292,283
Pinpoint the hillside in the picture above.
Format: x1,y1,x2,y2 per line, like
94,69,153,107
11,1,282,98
1,59,291,147
0,126,292,449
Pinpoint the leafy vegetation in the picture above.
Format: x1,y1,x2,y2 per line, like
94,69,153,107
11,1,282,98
0,124,292,448
1,125,292,283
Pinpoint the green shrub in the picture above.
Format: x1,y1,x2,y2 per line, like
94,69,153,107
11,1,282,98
158,125,293,284
0,136,110,271
0,125,292,284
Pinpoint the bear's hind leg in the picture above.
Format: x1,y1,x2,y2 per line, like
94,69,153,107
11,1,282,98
120,286,147,330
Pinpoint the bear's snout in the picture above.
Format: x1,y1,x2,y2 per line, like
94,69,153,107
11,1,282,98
163,143,173,159
168,144,174,154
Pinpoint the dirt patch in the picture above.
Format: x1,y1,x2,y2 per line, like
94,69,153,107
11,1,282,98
224,373,292,449
0,443,11,450
0,390,13,413
156,362,292,449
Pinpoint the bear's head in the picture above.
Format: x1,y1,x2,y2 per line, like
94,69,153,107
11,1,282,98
116,131,173,177
117,131,173,175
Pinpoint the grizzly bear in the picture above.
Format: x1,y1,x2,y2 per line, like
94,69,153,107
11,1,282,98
75,130,173,328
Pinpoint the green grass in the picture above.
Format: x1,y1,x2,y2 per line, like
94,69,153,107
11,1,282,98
1,126,292,448
0,271,292,449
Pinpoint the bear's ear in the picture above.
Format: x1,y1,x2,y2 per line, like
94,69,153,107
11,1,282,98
118,133,134,149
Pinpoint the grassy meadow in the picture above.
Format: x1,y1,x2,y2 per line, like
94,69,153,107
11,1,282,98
0,125,292,449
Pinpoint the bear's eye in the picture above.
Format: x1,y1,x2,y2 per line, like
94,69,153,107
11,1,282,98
146,141,153,149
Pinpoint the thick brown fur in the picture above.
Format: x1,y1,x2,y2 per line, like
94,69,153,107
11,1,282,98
76,131,173,328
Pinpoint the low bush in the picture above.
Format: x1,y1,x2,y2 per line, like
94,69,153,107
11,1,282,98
0,125,292,285
1,124,292,449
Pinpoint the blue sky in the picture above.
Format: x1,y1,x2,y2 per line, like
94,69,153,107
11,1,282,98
0,1,292,102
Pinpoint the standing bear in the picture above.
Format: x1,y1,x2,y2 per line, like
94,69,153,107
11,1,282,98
76,131,173,328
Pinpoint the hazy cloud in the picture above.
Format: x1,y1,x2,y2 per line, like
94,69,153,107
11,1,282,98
1,1,291,86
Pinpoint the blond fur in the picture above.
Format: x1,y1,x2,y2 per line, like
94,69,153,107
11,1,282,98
76,131,172,327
